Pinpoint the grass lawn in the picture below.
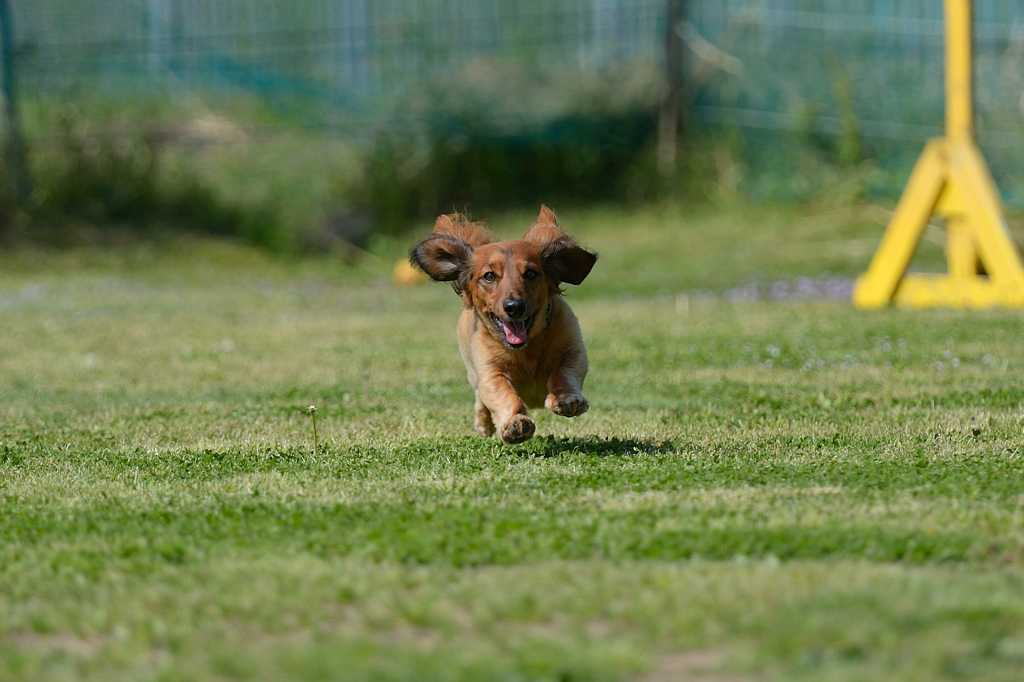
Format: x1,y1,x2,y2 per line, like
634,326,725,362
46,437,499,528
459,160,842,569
3,204,1024,681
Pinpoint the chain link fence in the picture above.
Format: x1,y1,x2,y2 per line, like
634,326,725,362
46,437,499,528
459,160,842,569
689,0,1024,197
3,0,1024,201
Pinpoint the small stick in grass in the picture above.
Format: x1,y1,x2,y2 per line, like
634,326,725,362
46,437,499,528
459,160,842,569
307,405,318,454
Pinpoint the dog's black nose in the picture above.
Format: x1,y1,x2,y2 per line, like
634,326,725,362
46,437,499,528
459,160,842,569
503,298,528,318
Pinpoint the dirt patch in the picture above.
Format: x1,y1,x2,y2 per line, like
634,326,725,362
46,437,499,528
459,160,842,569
634,650,756,682
8,631,105,659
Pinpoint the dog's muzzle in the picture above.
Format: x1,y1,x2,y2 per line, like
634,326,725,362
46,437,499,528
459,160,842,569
491,313,535,349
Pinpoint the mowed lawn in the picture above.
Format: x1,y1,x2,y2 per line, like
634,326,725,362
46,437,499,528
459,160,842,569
3,205,1024,681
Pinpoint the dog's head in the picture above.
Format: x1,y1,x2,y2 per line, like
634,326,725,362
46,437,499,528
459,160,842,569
410,206,597,349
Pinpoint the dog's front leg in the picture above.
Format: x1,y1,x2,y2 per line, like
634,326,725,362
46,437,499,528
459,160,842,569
545,349,590,418
477,372,535,444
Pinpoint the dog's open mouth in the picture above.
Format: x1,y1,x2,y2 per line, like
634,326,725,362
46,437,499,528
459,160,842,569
491,314,535,348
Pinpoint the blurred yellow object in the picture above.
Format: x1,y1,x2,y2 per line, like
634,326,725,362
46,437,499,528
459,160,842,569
853,0,1024,309
393,259,426,287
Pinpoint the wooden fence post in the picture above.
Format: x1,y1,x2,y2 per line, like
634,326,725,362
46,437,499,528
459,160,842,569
0,0,28,203
658,0,685,175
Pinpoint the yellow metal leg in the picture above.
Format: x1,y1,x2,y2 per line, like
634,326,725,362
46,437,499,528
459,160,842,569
944,216,977,278
949,141,1024,287
852,140,945,309
852,0,1024,309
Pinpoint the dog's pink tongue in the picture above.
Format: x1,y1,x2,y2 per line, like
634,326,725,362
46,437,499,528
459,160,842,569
504,320,528,345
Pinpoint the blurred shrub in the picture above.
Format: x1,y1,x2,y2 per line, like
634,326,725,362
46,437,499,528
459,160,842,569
32,106,159,222
333,58,674,235
9,105,289,250
344,109,664,234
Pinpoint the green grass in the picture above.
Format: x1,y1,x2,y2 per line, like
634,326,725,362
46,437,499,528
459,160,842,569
3,205,1024,681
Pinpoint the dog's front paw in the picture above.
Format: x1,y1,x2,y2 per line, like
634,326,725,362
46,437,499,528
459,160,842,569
500,414,536,444
546,393,589,417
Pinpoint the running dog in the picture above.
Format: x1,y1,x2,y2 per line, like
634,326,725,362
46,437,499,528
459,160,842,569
410,206,597,444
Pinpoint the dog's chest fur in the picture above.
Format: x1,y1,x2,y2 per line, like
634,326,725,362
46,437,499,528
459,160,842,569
457,298,581,409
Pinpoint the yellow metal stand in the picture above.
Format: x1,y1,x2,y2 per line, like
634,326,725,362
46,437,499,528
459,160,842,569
852,0,1024,309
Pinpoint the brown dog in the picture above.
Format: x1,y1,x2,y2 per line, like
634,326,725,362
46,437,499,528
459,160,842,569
410,206,597,444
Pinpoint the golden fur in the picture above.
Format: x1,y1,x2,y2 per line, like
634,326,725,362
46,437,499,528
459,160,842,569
410,206,597,444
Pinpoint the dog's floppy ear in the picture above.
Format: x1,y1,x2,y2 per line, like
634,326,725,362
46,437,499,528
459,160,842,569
527,206,597,286
537,205,559,225
523,204,565,245
541,235,597,286
410,235,474,294
434,213,493,248
409,213,491,294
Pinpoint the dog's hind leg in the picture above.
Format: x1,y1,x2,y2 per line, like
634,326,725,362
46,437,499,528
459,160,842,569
474,395,496,437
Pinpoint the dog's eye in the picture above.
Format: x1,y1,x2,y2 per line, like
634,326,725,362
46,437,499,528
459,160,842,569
481,272,498,283
524,269,539,281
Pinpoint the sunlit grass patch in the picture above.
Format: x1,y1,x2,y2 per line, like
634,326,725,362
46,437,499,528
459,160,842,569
3,206,1024,680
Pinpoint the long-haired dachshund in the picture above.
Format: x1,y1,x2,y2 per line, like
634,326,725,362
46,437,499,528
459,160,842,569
410,206,597,444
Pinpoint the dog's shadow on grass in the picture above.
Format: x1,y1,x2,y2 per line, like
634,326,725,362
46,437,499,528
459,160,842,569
519,435,677,459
